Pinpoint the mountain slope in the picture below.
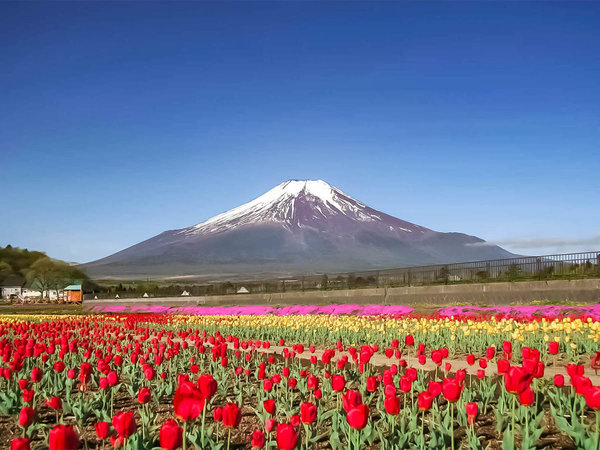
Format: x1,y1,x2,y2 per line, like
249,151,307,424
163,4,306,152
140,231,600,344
84,180,515,279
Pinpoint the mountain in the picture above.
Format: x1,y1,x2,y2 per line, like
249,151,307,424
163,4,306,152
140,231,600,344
84,180,515,280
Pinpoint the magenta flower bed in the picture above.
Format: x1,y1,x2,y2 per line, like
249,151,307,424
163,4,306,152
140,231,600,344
92,304,415,316
438,304,600,319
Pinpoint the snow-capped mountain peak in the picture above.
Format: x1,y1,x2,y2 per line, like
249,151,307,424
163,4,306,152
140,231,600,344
180,179,399,235
85,179,516,278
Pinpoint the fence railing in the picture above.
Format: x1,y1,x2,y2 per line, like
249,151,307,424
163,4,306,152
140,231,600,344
90,251,600,298
345,250,600,287
261,251,600,292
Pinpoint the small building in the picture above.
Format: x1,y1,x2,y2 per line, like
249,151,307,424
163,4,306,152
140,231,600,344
1,274,26,299
64,284,83,303
181,290,190,296
237,286,249,294
143,292,149,298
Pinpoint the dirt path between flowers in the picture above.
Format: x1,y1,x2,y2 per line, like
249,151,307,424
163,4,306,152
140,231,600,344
225,343,600,386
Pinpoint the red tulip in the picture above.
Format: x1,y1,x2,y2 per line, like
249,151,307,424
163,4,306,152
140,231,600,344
49,424,79,450
138,387,151,404
497,359,510,374
406,367,418,382
554,374,564,387
400,376,412,393
144,366,155,380
159,419,183,450
466,402,478,424
466,354,475,365
300,402,317,424
366,376,378,392
548,341,559,355
405,335,414,346
197,375,216,401
441,378,462,403
519,387,535,406
486,347,495,359
265,418,277,433
31,367,42,383
263,399,276,415
263,379,273,392
573,375,593,396
504,366,532,394
173,381,205,421
79,362,92,384
342,389,363,413
95,422,110,440
331,375,345,392
290,415,300,427
417,391,433,411
112,411,137,438
346,404,369,429
251,429,266,448
276,423,298,450
428,381,441,397
22,389,34,403
19,407,35,428
107,371,119,386
384,395,400,415
11,438,30,450
222,403,241,428
586,386,600,410
46,397,62,410
307,375,319,391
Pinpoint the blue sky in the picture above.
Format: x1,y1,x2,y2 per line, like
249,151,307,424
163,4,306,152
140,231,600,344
1,2,599,263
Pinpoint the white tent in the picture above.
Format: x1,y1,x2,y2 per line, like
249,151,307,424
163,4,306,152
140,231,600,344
237,286,249,294
115,294,120,299
181,290,190,296
143,292,149,298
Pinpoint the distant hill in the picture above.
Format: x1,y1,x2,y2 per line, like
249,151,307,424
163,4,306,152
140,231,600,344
84,180,515,280
0,245,89,291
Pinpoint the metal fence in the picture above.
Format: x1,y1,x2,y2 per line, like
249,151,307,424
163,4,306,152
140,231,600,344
355,250,600,286
267,251,600,291
91,251,600,298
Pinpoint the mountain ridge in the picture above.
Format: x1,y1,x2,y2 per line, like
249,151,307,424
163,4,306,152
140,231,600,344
84,180,515,280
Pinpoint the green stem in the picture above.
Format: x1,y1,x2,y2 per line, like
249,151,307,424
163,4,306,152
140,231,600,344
201,401,207,446
512,395,516,437
227,427,232,450
524,406,529,447
450,402,455,450
182,421,187,450
596,411,600,450
305,425,309,449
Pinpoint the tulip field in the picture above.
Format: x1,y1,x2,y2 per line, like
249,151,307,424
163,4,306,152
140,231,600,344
3,308,600,449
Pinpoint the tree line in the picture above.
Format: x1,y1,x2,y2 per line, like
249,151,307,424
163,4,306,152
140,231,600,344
0,245,90,299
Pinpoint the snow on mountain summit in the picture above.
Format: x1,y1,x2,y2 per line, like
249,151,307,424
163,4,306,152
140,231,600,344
180,179,422,235
85,179,516,278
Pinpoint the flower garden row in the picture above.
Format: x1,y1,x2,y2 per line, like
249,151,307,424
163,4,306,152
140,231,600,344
2,311,600,449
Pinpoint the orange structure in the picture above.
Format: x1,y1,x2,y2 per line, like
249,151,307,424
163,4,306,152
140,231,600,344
64,284,83,303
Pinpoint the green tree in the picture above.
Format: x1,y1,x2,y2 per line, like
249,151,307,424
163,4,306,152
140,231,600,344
0,261,12,282
26,257,55,299
320,274,329,290
506,263,522,281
